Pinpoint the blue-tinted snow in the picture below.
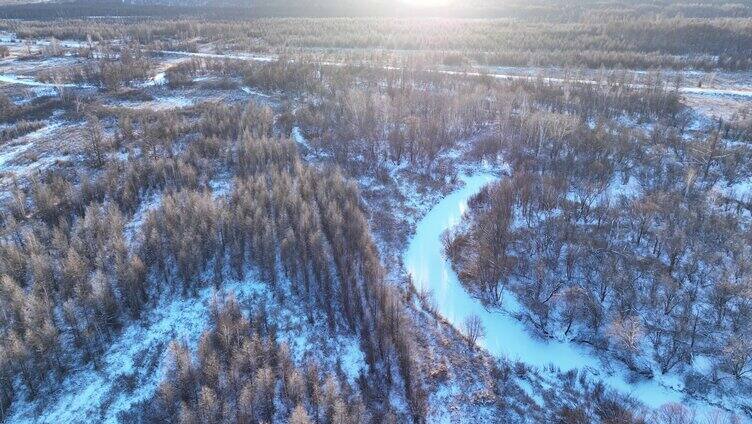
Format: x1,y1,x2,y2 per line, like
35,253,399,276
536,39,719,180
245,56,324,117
403,171,731,417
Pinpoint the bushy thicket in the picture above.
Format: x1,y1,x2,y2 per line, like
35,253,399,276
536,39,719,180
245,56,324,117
35,46,154,90
0,120,45,144
0,93,64,125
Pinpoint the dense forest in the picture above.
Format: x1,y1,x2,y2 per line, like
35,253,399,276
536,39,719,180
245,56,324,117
2,0,752,70
0,65,666,421
142,295,376,423
1,3,751,421
3,0,752,19
0,95,429,419
440,68,752,404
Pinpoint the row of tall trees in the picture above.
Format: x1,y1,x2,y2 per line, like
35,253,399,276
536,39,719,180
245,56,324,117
4,12,751,69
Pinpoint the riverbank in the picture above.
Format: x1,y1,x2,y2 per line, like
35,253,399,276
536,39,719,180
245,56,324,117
403,171,735,418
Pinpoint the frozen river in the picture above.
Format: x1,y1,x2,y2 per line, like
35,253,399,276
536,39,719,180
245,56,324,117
403,172,712,412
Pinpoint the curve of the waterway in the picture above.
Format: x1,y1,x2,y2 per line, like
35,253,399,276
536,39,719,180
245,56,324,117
403,172,700,411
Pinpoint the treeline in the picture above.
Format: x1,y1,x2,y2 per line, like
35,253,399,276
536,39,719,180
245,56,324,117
1,0,751,21
152,57,690,180
3,12,752,70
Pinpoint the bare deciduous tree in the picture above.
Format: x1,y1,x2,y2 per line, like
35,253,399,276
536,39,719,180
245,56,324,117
463,314,485,347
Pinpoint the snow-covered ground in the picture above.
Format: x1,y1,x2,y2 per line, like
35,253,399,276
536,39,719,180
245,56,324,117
6,268,367,423
0,74,90,89
6,277,262,424
241,85,272,99
2,36,750,421
113,95,194,110
291,126,310,149
403,172,736,419
0,121,64,170
5,166,365,422
152,48,752,101
155,50,276,62
139,71,166,87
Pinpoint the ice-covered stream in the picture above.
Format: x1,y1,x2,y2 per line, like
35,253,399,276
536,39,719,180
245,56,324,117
403,172,714,413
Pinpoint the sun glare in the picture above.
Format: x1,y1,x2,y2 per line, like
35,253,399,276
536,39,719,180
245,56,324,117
401,0,453,8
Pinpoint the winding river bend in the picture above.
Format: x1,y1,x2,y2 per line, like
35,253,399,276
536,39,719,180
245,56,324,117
403,172,694,411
